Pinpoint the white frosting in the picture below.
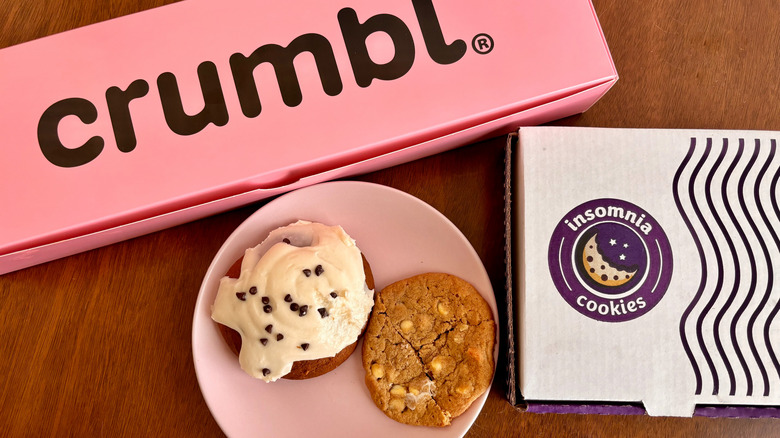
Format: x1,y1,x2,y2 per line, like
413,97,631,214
211,220,374,382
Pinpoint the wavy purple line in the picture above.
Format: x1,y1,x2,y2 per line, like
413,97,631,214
689,138,724,396
710,138,744,397
674,137,707,395
715,139,752,396
703,138,736,395
767,139,780,381
747,139,775,397
729,139,760,396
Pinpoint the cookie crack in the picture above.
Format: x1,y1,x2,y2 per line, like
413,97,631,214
386,318,429,373
427,326,454,349
383,313,449,410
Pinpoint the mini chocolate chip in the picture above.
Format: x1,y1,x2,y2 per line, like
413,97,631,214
260,338,268,346
277,333,284,341
301,343,309,351
330,291,338,298
236,292,247,301
318,308,328,318
299,305,309,316
284,294,293,302
263,305,273,313
262,296,270,304
262,368,271,376
265,324,273,333
283,238,291,244
303,268,312,277
290,303,299,311
315,265,324,276
249,286,257,295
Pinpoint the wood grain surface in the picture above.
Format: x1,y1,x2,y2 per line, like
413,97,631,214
2,0,779,436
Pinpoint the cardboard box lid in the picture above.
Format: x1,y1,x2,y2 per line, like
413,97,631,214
0,0,616,261
509,126,780,417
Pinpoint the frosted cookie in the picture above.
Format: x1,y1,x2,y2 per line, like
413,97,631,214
211,221,375,382
362,273,495,427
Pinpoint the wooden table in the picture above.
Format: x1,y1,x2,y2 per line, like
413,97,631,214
1,0,779,436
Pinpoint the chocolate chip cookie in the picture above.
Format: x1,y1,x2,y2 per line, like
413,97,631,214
362,273,495,427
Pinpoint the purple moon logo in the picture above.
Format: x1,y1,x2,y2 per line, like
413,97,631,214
548,198,673,322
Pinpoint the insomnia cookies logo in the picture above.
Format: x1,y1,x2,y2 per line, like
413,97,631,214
548,198,673,322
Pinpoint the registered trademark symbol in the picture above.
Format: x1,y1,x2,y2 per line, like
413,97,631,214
472,33,494,54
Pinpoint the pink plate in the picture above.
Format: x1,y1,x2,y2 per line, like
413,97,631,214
192,181,498,438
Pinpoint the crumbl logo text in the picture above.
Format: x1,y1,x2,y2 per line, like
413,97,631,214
35,0,496,168
548,198,674,322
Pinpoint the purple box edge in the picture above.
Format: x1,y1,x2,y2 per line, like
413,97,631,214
524,403,780,419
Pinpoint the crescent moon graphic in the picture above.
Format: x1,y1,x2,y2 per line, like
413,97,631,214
581,234,637,287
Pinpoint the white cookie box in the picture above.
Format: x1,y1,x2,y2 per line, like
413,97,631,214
504,126,780,418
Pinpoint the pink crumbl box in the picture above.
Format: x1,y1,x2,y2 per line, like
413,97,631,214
506,127,780,417
0,0,616,274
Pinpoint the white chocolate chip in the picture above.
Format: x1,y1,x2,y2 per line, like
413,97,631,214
390,385,407,397
389,398,406,411
437,302,449,317
400,319,414,333
371,363,385,379
429,356,444,373
456,384,472,395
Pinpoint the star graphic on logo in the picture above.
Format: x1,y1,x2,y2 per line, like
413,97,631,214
619,254,626,261
623,243,629,248
609,239,617,246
